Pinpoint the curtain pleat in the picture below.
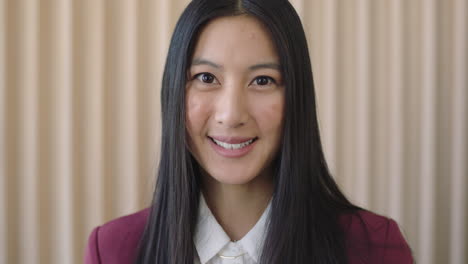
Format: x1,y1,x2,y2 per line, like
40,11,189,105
353,0,370,207
37,0,74,262
387,0,404,222
1,0,466,263
70,1,106,263
419,1,437,262
0,0,6,263
74,0,105,242
17,0,39,263
449,1,467,263
319,0,337,174
104,0,139,217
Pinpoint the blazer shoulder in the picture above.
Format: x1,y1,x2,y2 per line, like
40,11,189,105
84,208,151,264
98,207,150,238
341,210,414,264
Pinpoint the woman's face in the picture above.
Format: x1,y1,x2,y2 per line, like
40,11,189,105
186,15,284,185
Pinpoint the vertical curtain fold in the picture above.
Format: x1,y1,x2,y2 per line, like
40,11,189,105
108,0,139,215
354,0,370,207
419,0,437,262
449,1,467,263
0,0,6,263
320,0,337,175
71,0,106,260
387,0,404,222
17,0,39,263
49,0,73,263
336,0,356,198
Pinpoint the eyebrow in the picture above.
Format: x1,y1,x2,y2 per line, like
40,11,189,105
191,58,222,69
191,58,281,71
248,63,281,71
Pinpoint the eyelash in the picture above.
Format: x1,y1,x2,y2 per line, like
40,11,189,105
193,73,277,86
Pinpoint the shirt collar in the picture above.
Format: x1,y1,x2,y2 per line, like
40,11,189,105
194,194,271,264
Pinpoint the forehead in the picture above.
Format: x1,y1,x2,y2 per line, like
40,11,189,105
191,15,279,65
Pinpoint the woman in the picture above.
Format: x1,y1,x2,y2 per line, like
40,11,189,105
85,0,413,263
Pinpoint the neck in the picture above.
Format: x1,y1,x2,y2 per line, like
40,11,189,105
201,171,273,241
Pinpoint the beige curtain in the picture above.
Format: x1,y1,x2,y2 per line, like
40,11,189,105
1,0,466,263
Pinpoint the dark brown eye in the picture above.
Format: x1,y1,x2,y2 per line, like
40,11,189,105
198,73,215,83
255,76,273,85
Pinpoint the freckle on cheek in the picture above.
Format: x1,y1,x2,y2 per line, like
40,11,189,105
271,101,283,111
188,100,199,111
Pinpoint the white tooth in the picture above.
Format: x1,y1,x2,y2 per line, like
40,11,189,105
212,138,254,150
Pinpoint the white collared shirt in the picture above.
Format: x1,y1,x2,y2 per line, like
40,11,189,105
194,195,272,264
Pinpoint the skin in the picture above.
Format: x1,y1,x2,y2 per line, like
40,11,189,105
186,15,284,241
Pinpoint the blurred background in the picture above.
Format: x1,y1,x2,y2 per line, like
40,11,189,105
0,0,466,263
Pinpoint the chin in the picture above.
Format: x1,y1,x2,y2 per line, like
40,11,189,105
206,169,260,185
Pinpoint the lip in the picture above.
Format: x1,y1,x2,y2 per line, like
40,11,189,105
209,136,256,144
208,136,257,158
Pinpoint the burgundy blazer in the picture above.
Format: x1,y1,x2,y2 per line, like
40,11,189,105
84,208,413,264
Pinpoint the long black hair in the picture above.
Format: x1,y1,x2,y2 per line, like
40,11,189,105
135,0,361,263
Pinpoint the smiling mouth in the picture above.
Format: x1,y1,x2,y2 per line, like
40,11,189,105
208,137,258,150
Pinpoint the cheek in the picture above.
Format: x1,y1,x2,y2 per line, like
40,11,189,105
186,92,212,135
252,95,284,133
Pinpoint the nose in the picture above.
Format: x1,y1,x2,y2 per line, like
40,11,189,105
214,84,249,128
